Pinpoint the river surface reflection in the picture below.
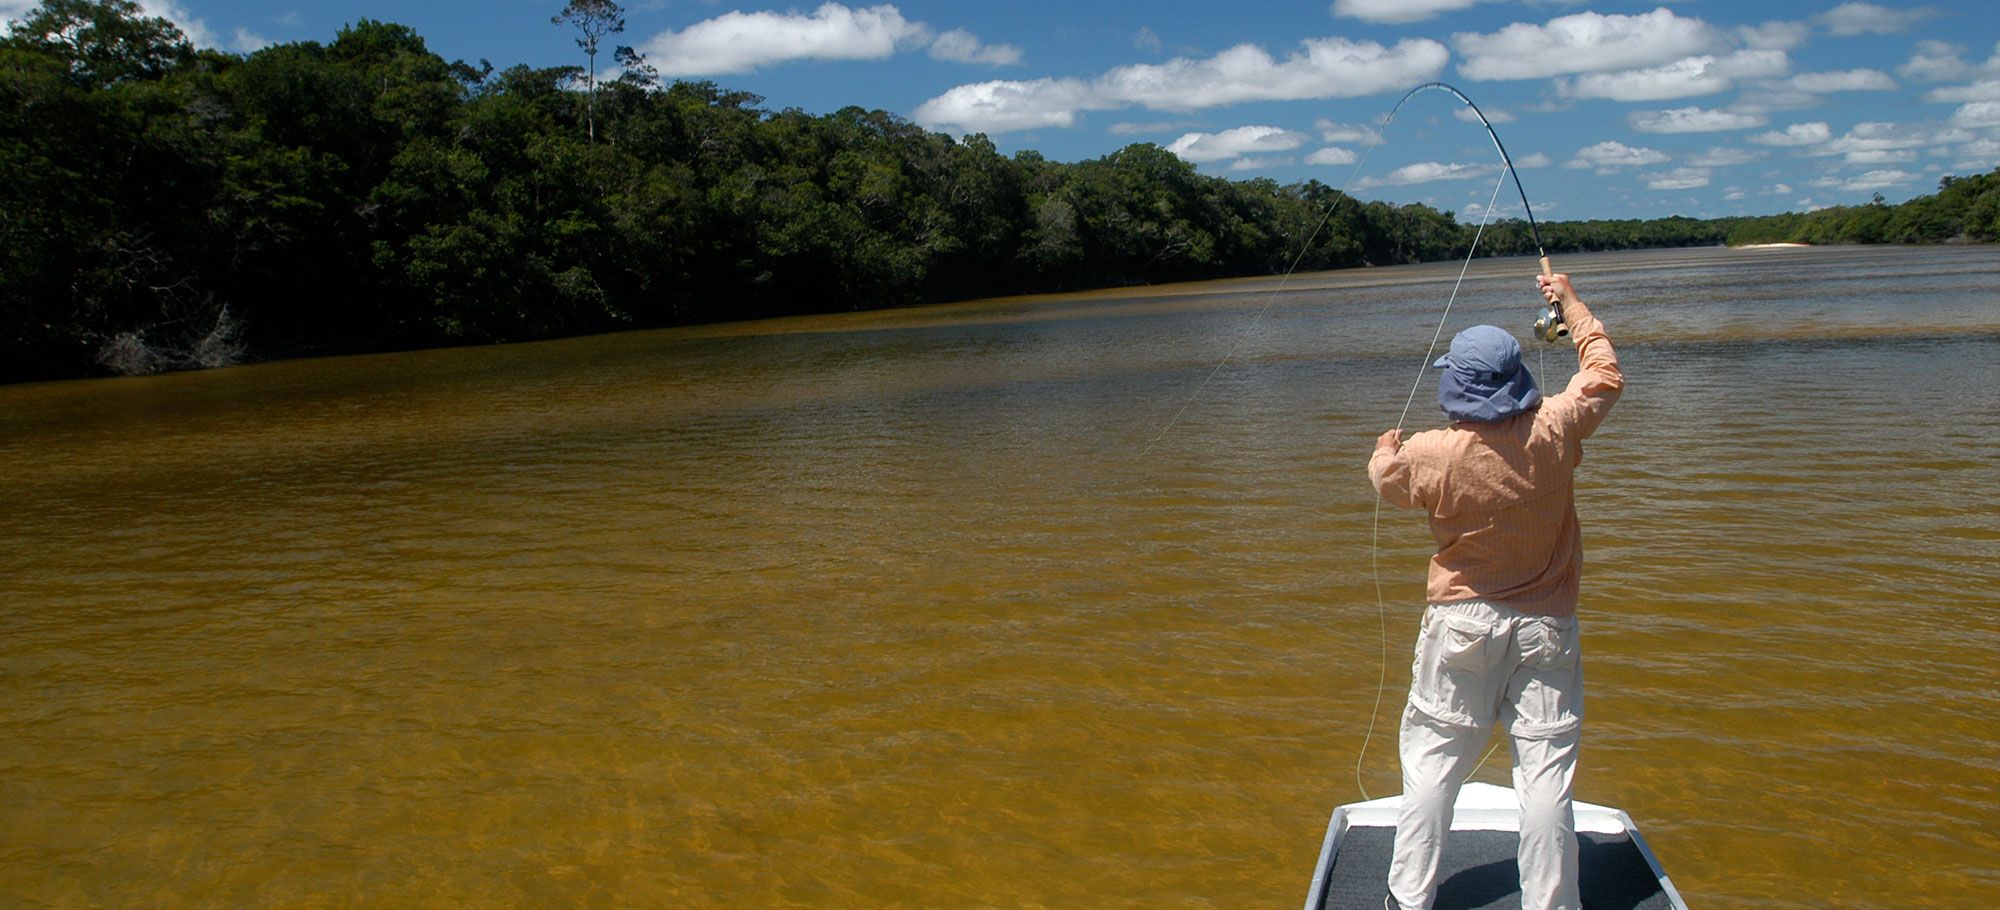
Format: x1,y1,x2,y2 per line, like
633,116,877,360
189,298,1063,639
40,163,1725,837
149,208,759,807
3,245,1998,907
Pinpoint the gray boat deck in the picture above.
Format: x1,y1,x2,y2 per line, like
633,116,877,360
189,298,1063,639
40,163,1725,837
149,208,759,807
1310,825,1680,910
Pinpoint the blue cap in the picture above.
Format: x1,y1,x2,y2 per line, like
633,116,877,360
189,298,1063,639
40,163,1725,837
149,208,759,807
1432,325,1542,423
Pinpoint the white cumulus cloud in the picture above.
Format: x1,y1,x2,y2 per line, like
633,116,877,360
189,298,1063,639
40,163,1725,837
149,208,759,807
1951,101,2000,128
916,37,1446,135
1898,41,2000,83
1560,49,1790,102
1645,167,1711,190
1463,197,1538,218
1686,147,1766,167
646,4,923,75
1748,121,1832,146
1737,20,1810,50
1454,9,1725,81
1306,146,1359,166
1815,122,1969,158
1566,141,1670,170
1817,2,1928,36
230,26,270,53
1787,69,1897,93
913,78,1105,133
1166,125,1308,163
1630,106,1767,133
1317,119,1383,145
1923,79,2000,103
1355,161,1496,187
1950,137,2000,171
1093,37,1447,112
1844,149,1918,165
1733,88,1824,114
1953,137,2000,158
928,28,1021,66
1899,41,1967,82
644,3,1017,76
1331,0,1480,25
1108,120,1201,136
1813,169,1922,192
1229,156,1294,172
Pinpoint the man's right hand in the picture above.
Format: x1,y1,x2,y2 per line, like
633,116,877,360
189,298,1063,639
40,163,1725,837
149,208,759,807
1537,273,1580,310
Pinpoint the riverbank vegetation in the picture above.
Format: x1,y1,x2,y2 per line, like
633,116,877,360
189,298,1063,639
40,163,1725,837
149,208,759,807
5,0,1998,382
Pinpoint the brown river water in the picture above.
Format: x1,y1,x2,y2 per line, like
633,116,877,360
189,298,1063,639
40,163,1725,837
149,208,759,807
3,245,1998,908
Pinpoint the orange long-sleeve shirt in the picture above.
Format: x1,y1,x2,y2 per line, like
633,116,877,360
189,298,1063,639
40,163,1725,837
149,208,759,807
1368,298,1622,617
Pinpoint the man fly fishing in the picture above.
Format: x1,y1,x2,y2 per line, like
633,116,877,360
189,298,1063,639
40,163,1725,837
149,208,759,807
1368,271,1622,910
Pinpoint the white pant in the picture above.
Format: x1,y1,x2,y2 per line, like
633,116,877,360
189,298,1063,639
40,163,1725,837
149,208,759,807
1386,601,1584,910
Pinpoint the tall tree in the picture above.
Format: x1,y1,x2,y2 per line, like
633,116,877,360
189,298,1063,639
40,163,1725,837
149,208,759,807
1,0,192,87
549,0,624,142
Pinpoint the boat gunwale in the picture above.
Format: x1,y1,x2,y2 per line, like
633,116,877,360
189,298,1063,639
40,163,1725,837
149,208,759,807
1302,783,1690,910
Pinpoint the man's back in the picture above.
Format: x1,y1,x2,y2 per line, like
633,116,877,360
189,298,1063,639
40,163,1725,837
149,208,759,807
1368,281,1623,617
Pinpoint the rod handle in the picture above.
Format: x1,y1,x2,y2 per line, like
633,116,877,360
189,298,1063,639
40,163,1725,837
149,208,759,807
1532,255,1571,343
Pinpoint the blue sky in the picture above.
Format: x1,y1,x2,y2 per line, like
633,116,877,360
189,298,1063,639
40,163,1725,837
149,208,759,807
13,0,2000,221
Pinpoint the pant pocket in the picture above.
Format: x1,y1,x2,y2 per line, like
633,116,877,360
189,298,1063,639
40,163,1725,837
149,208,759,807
1518,616,1580,670
1434,611,1493,670
1409,609,1496,728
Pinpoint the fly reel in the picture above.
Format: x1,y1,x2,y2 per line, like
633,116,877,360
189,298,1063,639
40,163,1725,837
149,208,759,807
1533,303,1569,343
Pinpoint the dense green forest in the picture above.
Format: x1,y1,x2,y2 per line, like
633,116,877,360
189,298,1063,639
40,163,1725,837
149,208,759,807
4,0,1997,382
